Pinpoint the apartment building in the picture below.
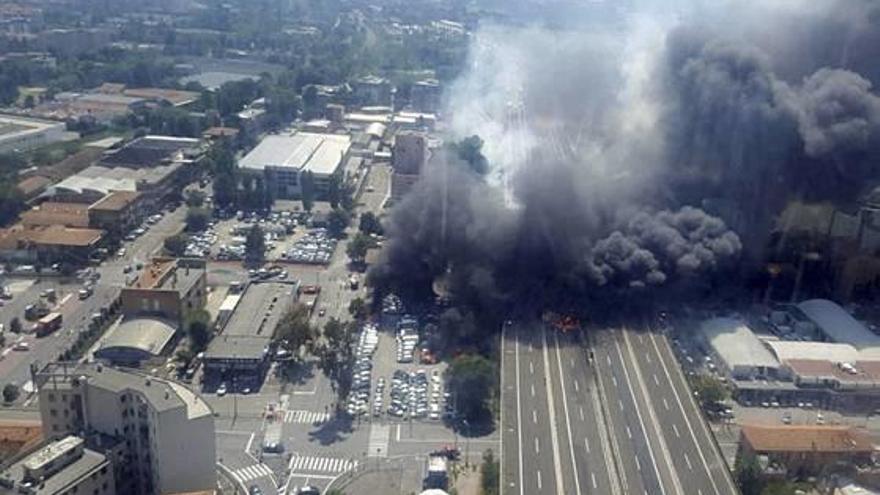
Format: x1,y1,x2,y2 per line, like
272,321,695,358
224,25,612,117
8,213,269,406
33,362,216,495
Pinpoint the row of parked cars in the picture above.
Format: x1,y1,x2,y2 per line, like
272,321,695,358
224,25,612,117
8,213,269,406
386,369,447,420
396,316,419,363
283,228,337,265
346,324,378,416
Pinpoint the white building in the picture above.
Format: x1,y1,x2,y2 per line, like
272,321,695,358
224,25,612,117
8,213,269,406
33,362,216,495
700,317,780,380
0,114,67,154
239,132,352,200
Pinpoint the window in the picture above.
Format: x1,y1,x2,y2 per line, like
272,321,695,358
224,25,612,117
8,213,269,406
48,393,55,402
50,409,57,417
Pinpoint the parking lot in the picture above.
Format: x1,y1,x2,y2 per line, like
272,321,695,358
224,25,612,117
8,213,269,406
346,309,450,425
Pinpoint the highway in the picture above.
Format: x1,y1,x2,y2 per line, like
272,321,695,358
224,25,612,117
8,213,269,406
501,322,738,495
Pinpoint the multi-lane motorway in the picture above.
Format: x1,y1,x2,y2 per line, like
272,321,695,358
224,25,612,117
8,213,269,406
501,322,738,495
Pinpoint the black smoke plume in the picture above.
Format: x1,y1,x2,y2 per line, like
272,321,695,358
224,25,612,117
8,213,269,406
370,0,880,318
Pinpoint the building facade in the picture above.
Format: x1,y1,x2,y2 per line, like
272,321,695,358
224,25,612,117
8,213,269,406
33,362,216,495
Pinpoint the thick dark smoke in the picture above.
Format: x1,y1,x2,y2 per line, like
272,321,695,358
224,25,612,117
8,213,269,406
370,0,880,317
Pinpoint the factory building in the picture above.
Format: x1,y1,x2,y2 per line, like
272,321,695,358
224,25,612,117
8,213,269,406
0,114,67,154
238,132,352,201
699,318,781,380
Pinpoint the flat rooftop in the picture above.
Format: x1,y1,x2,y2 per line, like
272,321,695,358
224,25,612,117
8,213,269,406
701,317,780,369
0,438,107,495
239,132,350,176
35,362,212,418
205,282,296,361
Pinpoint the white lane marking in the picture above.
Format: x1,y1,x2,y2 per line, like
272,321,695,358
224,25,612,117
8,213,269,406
649,333,729,495
635,456,641,471
535,437,540,454
574,380,580,392
579,406,585,421
619,399,624,410
614,331,670,495
584,436,591,454
571,357,575,368
543,326,571,495
533,410,538,424
663,398,669,410
554,332,584,495
592,472,597,489
626,426,632,439
515,327,525,495
531,384,536,398
685,453,693,471
653,374,660,386
537,470,543,490
612,375,617,387
530,361,535,375
673,424,680,438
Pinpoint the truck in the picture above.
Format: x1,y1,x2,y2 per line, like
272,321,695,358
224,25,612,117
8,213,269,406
35,312,62,337
24,303,50,321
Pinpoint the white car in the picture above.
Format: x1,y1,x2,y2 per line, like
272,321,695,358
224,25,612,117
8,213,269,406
13,342,29,351
217,384,228,396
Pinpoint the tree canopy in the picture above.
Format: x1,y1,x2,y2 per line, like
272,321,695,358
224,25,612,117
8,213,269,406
446,353,497,424
245,225,266,262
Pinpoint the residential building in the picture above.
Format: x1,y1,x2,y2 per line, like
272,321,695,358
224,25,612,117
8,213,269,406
19,202,91,229
410,79,441,113
238,132,352,201
0,435,115,495
203,282,298,389
392,131,427,175
0,224,103,264
352,75,393,106
16,176,53,203
88,191,143,240
33,362,216,495
739,424,875,478
120,258,207,325
0,114,67,154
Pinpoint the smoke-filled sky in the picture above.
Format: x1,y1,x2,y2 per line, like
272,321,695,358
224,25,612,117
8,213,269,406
370,0,880,312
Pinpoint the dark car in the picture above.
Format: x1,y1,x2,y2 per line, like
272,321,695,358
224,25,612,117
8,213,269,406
248,486,262,495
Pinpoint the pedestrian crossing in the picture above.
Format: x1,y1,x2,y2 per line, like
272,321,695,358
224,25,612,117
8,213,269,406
231,463,274,483
287,455,357,474
284,410,331,425
367,424,389,458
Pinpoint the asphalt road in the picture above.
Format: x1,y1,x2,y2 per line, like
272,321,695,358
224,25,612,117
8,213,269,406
501,323,738,495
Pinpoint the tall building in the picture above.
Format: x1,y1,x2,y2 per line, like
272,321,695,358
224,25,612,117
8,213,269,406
33,362,216,495
392,132,427,175
410,79,441,113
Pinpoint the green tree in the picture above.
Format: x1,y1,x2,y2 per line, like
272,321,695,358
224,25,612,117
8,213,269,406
274,304,315,357
300,171,315,212
446,353,497,424
327,208,351,239
346,233,374,264
734,452,764,495
163,233,189,257
213,171,237,209
185,309,212,353
481,449,500,495
358,212,383,235
316,318,356,401
2,383,20,403
691,375,728,405
185,208,210,232
185,190,206,208
245,225,266,262
9,317,21,334
348,297,367,320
